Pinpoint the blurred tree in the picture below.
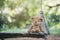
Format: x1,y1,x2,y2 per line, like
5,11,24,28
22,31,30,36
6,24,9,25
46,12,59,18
0,0,5,8
49,14,60,24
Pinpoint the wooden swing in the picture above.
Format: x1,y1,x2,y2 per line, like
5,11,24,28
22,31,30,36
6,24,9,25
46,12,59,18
0,0,50,40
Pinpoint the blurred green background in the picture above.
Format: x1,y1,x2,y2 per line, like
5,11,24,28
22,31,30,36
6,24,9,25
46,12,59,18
0,0,60,34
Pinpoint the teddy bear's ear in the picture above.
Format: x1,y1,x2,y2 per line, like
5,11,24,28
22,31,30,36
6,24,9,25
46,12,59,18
31,17,34,20
31,16,35,20
39,17,43,22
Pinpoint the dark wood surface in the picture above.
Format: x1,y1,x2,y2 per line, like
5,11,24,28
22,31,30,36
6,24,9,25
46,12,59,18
0,33,47,39
0,33,60,40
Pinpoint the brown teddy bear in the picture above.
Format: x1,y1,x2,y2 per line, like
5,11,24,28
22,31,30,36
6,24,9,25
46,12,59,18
28,16,44,33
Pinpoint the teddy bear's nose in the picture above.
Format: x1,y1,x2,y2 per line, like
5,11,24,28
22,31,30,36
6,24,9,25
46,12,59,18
35,21,37,23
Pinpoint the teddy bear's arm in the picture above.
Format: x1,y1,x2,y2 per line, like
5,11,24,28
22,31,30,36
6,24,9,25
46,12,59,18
39,26,44,32
28,25,33,33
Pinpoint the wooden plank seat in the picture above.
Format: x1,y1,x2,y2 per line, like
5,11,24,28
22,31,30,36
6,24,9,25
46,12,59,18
0,32,48,40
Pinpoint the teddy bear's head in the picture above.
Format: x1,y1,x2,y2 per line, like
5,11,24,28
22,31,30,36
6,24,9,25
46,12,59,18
31,16,43,26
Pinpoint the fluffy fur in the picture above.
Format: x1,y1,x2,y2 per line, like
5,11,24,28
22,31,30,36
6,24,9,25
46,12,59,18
28,16,44,33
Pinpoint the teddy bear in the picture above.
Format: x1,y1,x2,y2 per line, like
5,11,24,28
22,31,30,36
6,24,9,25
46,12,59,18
28,16,44,33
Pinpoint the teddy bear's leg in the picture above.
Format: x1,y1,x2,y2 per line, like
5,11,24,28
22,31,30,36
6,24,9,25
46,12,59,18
30,29,36,33
34,28,39,33
28,26,36,33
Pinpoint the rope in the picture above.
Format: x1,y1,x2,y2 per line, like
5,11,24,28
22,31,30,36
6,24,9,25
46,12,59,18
40,0,50,35
40,0,42,11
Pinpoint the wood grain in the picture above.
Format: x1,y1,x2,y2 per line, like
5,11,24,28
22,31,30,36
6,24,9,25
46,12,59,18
4,35,60,40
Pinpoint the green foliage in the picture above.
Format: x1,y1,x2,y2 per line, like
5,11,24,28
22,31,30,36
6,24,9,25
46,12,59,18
0,0,5,8
49,14,60,24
